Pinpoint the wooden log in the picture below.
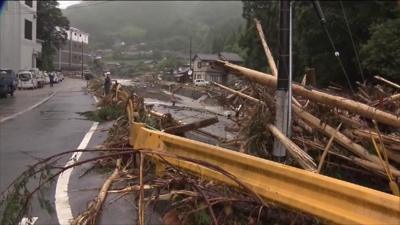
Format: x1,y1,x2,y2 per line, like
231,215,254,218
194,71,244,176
208,75,400,172
163,117,219,135
351,157,400,177
337,114,364,129
254,18,277,77
292,104,400,175
211,81,265,105
215,60,400,128
227,86,250,100
352,130,400,145
267,124,317,171
374,75,400,90
371,93,400,107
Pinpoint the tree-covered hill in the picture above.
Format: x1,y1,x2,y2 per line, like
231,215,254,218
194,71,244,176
63,1,244,53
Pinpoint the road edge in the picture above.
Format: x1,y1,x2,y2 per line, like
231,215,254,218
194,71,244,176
55,95,99,225
0,91,57,124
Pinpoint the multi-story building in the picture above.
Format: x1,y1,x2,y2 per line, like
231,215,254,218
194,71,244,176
192,52,243,84
53,27,90,71
0,0,42,71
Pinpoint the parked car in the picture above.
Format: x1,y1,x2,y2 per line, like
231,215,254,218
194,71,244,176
43,72,50,84
53,73,59,83
57,72,64,82
194,79,209,86
17,71,38,89
30,69,45,88
0,69,17,98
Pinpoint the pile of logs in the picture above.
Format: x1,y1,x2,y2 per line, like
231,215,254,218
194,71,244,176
206,19,400,195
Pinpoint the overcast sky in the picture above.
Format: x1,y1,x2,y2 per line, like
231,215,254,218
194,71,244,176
58,1,81,9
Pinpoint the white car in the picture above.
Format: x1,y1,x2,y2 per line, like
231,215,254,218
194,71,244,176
57,72,64,82
194,79,209,86
53,73,59,83
17,71,38,89
43,72,50,84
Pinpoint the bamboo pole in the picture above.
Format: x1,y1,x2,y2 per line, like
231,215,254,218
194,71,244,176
254,18,277,77
215,60,400,128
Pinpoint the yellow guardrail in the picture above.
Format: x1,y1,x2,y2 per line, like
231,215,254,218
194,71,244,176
128,122,400,225
113,83,399,225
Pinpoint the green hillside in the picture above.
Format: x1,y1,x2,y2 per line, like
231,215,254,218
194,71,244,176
63,1,244,53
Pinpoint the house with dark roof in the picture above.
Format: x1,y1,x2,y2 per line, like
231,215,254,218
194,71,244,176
192,52,243,84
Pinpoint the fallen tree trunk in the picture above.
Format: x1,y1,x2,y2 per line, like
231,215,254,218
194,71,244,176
374,75,400,90
215,60,400,128
72,159,121,225
371,93,400,106
293,104,400,176
267,124,317,171
352,130,400,145
254,18,277,77
211,81,264,105
163,117,219,135
206,76,400,175
227,86,250,100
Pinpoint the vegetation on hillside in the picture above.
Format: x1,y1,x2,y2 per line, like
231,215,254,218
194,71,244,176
63,1,244,54
239,1,400,86
37,0,69,71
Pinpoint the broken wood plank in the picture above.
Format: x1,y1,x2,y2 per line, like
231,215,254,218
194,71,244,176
267,124,317,171
317,123,342,173
215,60,400,128
163,117,219,135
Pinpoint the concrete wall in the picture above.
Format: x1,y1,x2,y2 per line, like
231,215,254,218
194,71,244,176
0,1,37,71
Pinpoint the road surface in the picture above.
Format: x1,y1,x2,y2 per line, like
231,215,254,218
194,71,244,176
0,78,98,224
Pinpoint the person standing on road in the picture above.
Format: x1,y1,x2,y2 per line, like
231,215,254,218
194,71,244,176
49,72,54,87
104,74,111,96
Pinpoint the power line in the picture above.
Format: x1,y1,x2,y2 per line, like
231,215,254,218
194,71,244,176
339,0,365,83
312,0,354,94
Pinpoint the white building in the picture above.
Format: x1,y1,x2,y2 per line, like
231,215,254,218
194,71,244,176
0,0,41,71
53,27,90,71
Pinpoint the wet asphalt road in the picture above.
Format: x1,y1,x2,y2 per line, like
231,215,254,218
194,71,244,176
0,78,96,224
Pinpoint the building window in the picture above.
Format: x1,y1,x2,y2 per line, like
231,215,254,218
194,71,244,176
24,20,33,40
197,61,201,68
25,0,33,7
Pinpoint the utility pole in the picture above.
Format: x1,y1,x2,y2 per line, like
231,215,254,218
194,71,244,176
58,46,61,71
273,0,292,158
81,39,84,79
189,36,192,69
